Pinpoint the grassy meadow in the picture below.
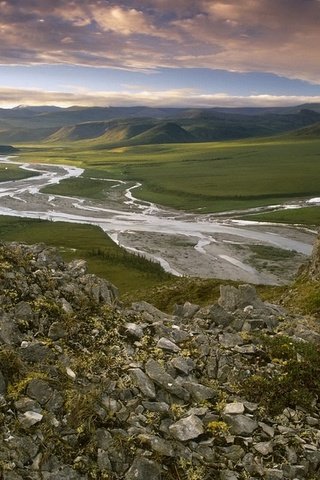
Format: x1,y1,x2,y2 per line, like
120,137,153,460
19,137,320,215
243,206,320,226
0,164,38,182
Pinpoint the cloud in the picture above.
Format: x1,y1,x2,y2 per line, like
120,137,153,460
0,85,320,109
0,0,319,83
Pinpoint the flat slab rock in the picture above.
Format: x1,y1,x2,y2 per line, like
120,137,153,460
169,414,204,441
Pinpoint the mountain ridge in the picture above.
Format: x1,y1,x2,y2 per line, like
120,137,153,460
1,103,320,145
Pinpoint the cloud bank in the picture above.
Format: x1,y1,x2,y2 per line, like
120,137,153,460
1,86,320,108
0,0,320,83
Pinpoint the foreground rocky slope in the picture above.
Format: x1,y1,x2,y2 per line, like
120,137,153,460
0,242,320,480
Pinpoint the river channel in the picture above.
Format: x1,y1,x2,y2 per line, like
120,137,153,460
0,156,317,285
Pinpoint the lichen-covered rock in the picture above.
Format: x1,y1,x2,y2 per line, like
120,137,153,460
0,241,319,480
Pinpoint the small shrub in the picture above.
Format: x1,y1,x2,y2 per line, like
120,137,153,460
240,335,320,415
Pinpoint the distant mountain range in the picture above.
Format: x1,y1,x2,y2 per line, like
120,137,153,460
0,104,319,146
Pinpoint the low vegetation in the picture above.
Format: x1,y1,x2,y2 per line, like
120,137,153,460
0,164,38,182
241,335,320,415
242,206,320,225
19,137,320,216
42,176,116,200
0,216,172,293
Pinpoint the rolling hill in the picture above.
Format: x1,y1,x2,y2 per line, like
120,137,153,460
290,121,320,138
1,103,320,146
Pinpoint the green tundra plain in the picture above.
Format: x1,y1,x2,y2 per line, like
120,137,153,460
20,136,320,220
1,124,319,297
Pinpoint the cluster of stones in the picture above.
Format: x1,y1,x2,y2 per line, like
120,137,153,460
0,242,319,480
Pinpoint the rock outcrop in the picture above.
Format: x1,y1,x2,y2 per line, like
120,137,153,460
306,233,320,281
0,241,319,480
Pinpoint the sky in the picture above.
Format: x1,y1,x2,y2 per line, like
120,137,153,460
0,0,320,108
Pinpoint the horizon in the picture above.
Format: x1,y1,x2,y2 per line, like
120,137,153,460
2,100,320,111
0,1,320,108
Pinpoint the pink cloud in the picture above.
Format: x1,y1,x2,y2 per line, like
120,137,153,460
0,0,319,83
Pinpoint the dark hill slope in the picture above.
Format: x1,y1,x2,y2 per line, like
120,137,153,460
46,121,111,142
128,122,194,144
1,104,320,144
290,121,320,138
0,145,19,153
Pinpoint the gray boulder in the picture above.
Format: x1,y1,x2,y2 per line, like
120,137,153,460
125,457,161,480
169,414,204,441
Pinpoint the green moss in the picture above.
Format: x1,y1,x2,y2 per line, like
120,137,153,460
285,280,320,315
0,347,26,384
8,371,49,400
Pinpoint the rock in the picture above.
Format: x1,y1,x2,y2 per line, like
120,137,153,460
0,312,22,345
156,337,180,352
131,301,167,322
142,401,169,413
174,301,200,319
19,342,54,363
96,428,114,449
15,397,42,413
169,415,204,441
1,240,320,479
223,414,258,436
219,445,245,462
60,298,73,314
183,382,217,402
259,422,275,438
283,464,308,479
265,469,284,480
242,452,265,476
125,322,144,339
26,379,53,405
145,359,190,401
125,457,162,480
48,322,67,340
66,367,76,380
306,234,320,280
254,441,273,455
138,434,175,456
219,332,243,347
129,368,156,399
220,470,239,480
170,356,195,375
223,402,245,415
219,284,265,311
18,410,43,428
207,304,233,327
68,259,87,275
0,369,6,394
14,301,34,320
97,449,112,471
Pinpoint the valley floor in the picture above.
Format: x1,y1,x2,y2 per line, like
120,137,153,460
0,156,316,285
